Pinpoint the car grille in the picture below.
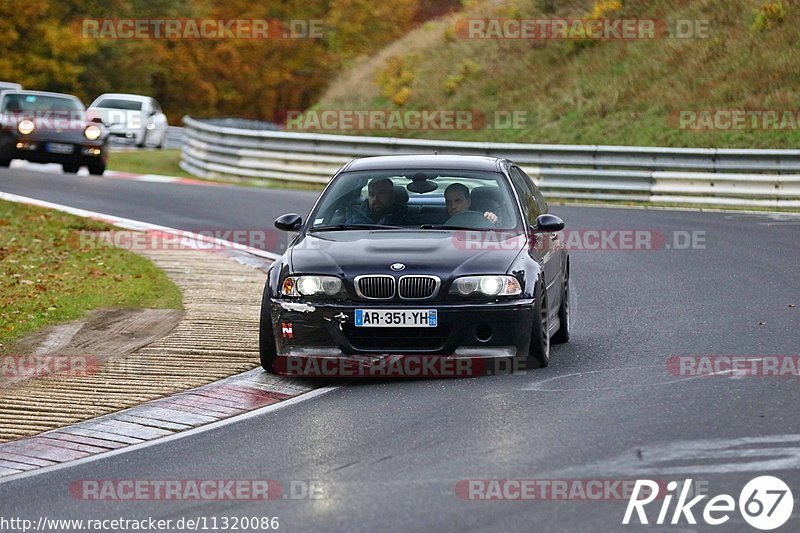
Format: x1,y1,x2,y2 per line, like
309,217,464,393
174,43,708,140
343,325,452,351
398,276,439,299
355,276,395,299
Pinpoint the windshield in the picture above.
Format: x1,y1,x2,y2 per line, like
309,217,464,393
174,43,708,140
93,98,143,111
308,169,522,231
1,93,83,111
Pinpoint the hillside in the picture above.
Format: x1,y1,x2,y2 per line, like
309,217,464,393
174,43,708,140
313,0,800,148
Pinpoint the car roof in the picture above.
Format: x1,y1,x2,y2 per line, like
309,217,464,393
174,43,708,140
343,155,506,173
0,90,81,101
92,93,151,102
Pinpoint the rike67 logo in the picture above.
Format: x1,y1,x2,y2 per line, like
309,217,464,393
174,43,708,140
623,476,794,530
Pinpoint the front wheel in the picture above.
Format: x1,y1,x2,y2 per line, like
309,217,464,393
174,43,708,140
63,163,80,174
551,268,570,344
259,297,278,373
0,159,10,167
88,162,106,176
527,281,550,368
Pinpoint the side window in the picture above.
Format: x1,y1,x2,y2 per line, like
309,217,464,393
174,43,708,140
510,166,541,225
519,167,548,214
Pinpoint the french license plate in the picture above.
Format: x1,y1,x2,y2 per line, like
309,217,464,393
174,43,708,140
46,143,74,154
355,309,437,328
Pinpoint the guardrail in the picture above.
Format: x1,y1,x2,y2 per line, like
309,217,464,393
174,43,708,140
165,126,185,150
181,116,800,209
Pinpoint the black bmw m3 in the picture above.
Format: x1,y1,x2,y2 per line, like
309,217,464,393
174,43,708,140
260,155,569,377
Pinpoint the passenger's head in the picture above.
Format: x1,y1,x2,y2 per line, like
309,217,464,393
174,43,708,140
445,183,471,216
367,178,395,216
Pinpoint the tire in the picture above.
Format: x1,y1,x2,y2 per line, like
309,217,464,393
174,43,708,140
0,159,10,167
527,281,550,368
88,162,106,176
259,294,278,373
551,266,570,344
63,163,80,174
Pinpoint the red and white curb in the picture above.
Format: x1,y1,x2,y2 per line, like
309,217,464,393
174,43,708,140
0,370,337,481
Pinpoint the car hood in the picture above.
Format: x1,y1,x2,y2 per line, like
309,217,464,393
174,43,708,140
289,230,526,278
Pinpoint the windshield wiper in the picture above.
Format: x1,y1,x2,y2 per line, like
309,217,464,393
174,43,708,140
419,224,483,230
310,223,407,232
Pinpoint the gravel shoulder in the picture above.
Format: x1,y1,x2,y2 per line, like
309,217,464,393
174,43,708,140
0,244,274,442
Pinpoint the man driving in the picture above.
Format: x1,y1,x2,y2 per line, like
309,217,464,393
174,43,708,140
347,178,406,224
444,183,498,224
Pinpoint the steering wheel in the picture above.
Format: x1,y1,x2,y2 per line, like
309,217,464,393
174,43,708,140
443,210,495,229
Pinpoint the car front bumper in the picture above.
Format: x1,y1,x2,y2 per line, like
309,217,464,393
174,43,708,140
0,134,107,165
269,299,535,377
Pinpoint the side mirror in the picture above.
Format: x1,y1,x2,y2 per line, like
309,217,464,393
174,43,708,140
534,214,565,232
275,213,303,231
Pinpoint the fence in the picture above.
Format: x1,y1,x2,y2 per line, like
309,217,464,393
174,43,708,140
180,116,800,209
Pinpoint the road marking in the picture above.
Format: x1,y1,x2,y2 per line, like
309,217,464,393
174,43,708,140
519,364,731,392
559,434,800,476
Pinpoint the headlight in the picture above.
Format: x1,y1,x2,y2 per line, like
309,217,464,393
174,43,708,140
84,125,102,140
450,275,522,297
18,119,35,135
281,275,345,298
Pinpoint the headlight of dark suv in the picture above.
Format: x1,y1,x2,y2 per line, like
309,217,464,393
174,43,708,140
281,275,346,299
449,275,522,297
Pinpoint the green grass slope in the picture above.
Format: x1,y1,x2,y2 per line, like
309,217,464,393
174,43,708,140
314,0,800,148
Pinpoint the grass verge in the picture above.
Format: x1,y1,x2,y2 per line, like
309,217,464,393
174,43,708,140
0,200,183,353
